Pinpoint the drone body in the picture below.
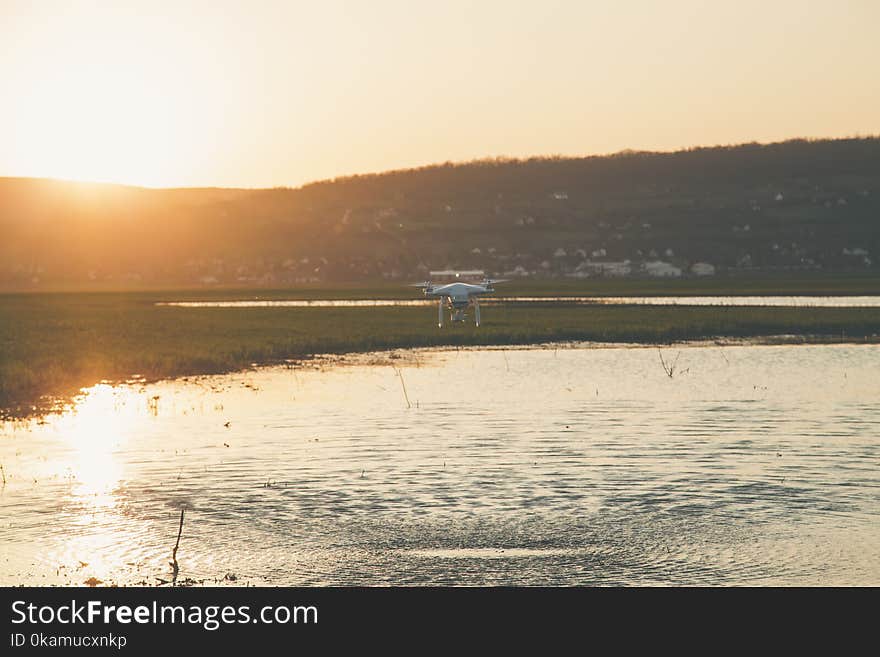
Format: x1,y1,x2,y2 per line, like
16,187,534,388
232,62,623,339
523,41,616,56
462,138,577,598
411,270,507,327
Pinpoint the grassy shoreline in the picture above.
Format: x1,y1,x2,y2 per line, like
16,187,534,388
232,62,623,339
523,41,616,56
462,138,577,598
3,285,880,419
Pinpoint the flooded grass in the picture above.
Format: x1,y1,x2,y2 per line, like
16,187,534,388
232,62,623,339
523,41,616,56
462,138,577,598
2,288,880,418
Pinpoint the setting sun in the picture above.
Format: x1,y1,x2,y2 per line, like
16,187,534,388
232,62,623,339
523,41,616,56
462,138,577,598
3,2,242,186
13,55,179,187
2,0,878,188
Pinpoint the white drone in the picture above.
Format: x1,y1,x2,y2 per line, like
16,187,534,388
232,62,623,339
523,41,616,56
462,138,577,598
411,270,508,327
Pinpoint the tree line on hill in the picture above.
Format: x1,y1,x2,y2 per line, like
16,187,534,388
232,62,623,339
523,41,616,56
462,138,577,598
1,137,877,289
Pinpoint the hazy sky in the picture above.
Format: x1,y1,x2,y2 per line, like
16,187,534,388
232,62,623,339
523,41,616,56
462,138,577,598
2,0,878,188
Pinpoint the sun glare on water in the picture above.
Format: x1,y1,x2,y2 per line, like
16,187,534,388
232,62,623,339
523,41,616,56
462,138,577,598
55,384,139,508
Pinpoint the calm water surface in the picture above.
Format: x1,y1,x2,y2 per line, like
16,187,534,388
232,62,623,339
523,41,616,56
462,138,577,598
1,343,878,585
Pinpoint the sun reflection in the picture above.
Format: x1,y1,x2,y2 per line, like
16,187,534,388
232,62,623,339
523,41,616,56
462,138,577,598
55,384,142,508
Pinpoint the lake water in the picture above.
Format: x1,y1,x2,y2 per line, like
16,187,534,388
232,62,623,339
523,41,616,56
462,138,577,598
157,295,880,308
1,342,878,586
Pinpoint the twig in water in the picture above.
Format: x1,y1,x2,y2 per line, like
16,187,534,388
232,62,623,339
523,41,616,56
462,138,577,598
393,366,412,409
170,508,185,583
658,349,685,378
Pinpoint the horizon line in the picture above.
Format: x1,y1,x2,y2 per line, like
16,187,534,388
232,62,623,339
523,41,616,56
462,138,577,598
2,133,877,193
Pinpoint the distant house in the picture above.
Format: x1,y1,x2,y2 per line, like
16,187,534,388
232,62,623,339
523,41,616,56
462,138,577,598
504,265,530,277
573,260,631,277
551,191,568,200
644,261,682,278
690,262,716,276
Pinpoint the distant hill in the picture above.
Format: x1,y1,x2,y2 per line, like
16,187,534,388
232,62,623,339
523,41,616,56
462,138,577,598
1,137,878,290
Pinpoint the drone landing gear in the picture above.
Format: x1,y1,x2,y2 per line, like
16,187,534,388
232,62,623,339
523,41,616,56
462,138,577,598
437,298,482,328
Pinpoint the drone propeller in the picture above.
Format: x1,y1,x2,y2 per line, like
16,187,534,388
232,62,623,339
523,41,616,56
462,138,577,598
409,281,434,295
482,278,509,287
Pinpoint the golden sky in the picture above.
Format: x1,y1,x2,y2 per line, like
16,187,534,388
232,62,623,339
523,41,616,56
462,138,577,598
2,0,878,188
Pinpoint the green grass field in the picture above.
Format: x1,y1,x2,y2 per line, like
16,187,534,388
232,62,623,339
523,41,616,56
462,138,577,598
2,279,880,417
